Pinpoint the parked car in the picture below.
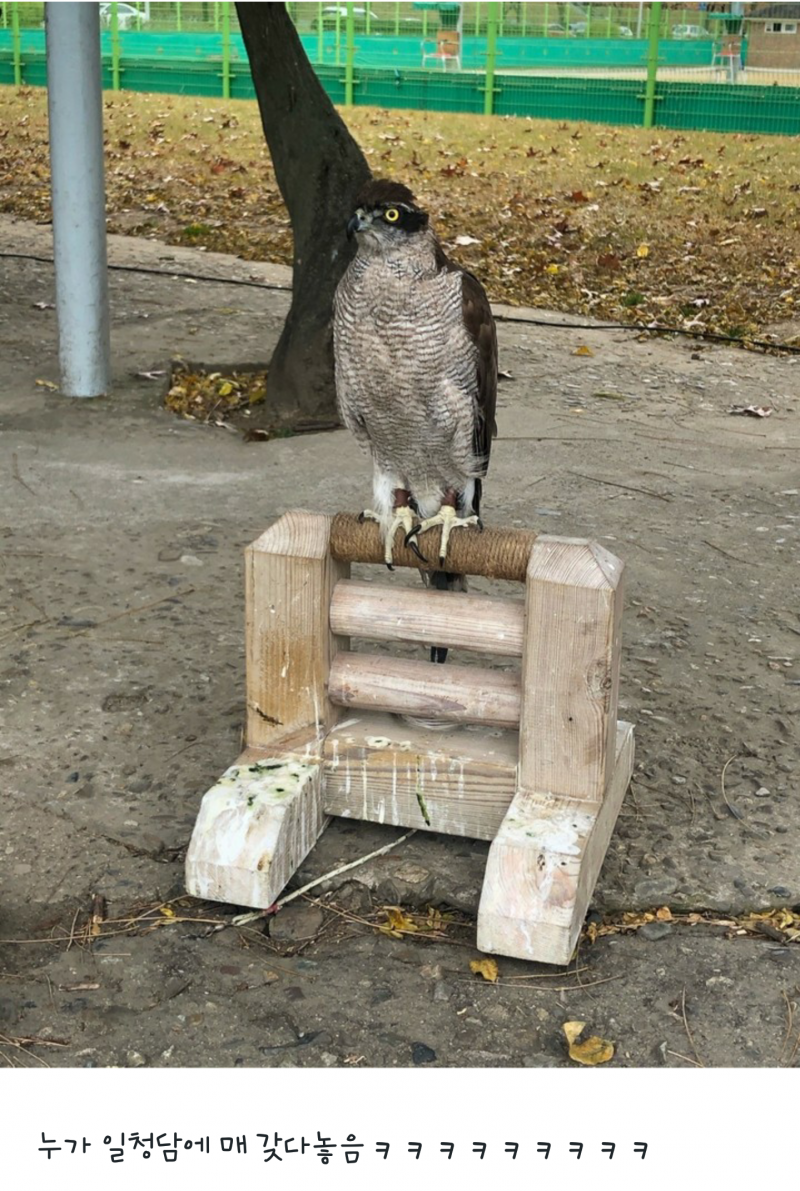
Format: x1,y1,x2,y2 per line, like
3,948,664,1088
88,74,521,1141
671,24,712,39
618,24,634,38
98,3,149,30
570,21,588,34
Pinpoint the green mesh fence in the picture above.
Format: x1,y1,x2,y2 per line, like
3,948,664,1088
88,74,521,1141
1,2,799,135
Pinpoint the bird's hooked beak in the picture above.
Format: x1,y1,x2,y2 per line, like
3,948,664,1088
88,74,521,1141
347,207,372,240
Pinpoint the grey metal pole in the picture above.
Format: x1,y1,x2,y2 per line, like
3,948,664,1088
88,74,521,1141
45,2,110,398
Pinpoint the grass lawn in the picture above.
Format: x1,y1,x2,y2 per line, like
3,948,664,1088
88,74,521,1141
1,86,798,343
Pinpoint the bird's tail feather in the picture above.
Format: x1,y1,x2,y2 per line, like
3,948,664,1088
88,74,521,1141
400,572,466,731
428,569,466,664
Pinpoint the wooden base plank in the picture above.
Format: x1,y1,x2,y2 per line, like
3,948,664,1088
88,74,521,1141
323,712,518,839
476,722,634,966
185,751,327,909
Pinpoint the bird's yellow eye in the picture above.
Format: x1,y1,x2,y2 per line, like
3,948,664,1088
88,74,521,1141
384,207,400,223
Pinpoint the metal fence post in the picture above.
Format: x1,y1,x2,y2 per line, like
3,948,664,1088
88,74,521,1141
12,2,21,85
394,2,400,37
474,2,481,36
111,3,121,90
484,1,498,116
176,2,182,32
344,2,355,106
317,1,324,61
643,0,662,129
221,1,231,98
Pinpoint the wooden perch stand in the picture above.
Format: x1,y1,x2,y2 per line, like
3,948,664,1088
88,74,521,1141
186,511,634,966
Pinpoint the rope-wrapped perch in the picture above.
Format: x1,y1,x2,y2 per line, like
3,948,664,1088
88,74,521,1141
330,513,538,582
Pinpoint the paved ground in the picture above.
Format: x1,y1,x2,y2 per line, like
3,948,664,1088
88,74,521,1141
1,215,798,1068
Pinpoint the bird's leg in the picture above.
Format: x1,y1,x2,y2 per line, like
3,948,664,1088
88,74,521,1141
406,488,481,567
362,488,425,570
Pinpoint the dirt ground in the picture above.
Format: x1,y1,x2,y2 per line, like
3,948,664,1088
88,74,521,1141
1,214,799,1070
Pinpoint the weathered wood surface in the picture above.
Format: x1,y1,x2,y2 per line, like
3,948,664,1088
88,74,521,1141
329,579,525,656
245,511,349,750
185,749,327,909
329,512,537,581
323,712,518,838
477,722,634,965
328,651,522,729
518,535,624,803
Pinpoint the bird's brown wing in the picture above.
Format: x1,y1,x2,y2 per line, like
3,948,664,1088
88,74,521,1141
435,243,498,487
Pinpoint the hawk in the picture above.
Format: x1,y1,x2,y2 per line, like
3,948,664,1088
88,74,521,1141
333,179,497,615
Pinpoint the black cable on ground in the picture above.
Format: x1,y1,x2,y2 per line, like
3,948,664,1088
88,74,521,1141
2,249,798,356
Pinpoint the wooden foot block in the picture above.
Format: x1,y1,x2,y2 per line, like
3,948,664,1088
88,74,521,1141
477,722,634,965
323,712,518,840
185,750,327,909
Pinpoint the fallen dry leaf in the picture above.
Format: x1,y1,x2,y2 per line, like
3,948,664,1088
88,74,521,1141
574,345,594,356
470,957,499,983
728,404,773,418
636,243,650,258
378,906,419,938
563,1020,615,1065
34,378,58,390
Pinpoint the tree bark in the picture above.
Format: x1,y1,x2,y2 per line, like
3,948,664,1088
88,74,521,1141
236,2,371,427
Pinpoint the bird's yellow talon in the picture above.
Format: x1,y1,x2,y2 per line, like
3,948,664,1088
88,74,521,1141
413,505,480,568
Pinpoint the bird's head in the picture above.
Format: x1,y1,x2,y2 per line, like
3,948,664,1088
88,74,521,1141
346,179,429,249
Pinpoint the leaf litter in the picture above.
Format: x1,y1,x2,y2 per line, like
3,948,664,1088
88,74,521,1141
165,363,267,426
2,90,798,347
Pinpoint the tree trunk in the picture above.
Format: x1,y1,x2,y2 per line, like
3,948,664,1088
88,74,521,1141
236,2,371,427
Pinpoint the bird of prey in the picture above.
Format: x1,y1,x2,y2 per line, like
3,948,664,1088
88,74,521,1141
333,179,497,602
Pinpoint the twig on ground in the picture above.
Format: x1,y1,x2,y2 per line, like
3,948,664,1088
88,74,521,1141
702,540,757,566
69,589,196,634
230,829,418,929
11,453,36,496
666,1048,703,1068
567,471,672,502
779,989,795,1066
720,754,741,818
680,986,704,1068
65,906,81,952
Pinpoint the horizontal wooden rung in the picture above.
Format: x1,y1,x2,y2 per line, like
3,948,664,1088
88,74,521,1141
329,579,525,657
328,651,521,729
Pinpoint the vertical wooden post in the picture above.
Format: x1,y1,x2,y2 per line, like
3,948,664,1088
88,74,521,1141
245,512,349,752
478,536,630,965
519,536,623,803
